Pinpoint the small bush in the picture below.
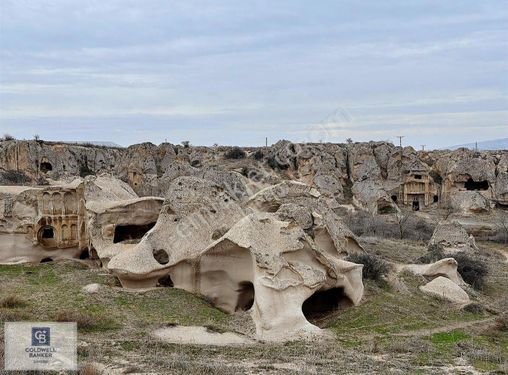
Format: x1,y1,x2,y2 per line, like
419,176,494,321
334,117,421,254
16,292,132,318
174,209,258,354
0,295,26,308
56,310,95,329
452,252,488,291
462,303,484,314
1,170,31,184
80,363,101,375
253,150,264,160
346,253,390,282
495,313,508,332
417,249,488,291
224,147,246,159
2,134,15,141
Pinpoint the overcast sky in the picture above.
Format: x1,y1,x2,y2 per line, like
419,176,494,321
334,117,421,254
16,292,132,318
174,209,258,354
0,1,507,148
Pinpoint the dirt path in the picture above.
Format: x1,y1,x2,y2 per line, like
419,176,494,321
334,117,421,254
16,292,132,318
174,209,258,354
392,317,497,337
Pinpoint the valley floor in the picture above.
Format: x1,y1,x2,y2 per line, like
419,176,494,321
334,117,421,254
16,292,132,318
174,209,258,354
0,239,507,374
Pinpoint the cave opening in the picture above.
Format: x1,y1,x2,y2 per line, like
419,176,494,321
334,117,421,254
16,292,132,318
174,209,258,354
235,281,255,311
153,249,169,265
40,162,53,173
464,178,489,191
391,195,398,202
302,287,353,325
412,200,420,211
433,195,439,203
41,226,54,238
113,222,156,243
158,274,174,287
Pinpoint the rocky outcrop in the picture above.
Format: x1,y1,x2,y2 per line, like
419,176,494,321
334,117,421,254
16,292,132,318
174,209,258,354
107,178,365,341
429,221,479,253
1,139,507,218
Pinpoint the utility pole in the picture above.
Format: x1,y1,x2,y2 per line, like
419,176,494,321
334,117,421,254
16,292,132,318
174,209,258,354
396,136,404,148
421,145,426,151
265,137,268,147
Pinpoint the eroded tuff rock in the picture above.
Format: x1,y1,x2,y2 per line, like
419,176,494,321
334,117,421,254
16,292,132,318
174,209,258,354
1,139,507,213
429,221,479,253
419,276,470,304
108,178,365,341
0,174,163,264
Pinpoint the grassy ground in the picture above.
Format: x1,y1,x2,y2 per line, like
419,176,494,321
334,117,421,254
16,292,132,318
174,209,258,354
0,239,507,374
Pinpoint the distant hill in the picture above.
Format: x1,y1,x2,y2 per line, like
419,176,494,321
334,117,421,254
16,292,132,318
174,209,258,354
445,138,508,151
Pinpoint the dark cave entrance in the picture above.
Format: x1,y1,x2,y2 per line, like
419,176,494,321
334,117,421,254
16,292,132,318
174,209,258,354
433,195,439,203
465,178,489,191
113,222,156,243
302,287,353,325
41,226,54,238
158,274,174,287
40,162,53,173
391,195,398,203
412,199,420,211
236,281,255,311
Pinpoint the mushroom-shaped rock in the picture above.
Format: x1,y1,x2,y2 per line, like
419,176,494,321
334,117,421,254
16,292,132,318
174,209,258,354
419,276,470,304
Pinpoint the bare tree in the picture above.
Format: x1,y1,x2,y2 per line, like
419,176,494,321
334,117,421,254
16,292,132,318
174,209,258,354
396,212,411,239
495,210,508,244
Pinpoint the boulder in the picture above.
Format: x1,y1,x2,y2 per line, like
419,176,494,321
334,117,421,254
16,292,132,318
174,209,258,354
419,276,470,304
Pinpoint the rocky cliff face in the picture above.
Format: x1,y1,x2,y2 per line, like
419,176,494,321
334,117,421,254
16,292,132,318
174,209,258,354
1,139,507,212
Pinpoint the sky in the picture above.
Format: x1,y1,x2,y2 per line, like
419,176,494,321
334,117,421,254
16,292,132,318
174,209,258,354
0,1,507,148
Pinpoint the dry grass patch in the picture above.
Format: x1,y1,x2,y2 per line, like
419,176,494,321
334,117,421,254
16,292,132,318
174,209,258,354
0,295,26,308
56,310,95,329
79,363,101,375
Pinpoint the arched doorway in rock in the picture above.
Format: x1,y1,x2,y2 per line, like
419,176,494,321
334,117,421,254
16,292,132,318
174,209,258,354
38,225,57,248
40,161,53,173
302,287,353,326
235,281,255,311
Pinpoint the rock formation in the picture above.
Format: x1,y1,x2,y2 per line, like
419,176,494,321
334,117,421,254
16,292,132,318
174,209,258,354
107,178,365,341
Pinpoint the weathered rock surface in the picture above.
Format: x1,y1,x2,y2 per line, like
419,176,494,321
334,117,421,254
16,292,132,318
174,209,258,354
429,221,479,253
419,276,470,304
107,178,365,341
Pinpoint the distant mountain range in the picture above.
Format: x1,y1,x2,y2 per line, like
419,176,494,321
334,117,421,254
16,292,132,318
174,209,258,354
444,138,508,151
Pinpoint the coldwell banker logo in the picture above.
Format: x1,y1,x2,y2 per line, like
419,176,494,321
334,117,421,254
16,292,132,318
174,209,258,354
32,327,51,346
4,322,77,371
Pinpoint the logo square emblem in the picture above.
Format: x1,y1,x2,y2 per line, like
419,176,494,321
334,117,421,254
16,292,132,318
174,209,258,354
31,327,50,346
